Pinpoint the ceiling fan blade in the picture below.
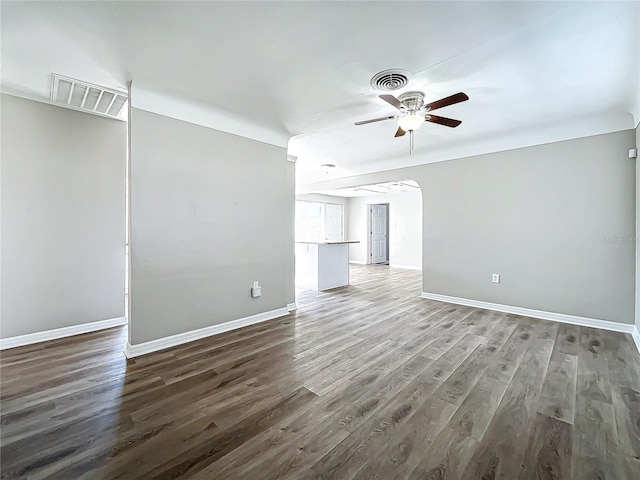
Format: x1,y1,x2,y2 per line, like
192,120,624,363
379,94,404,110
354,115,396,126
424,92,469,112
425,114,462,128
394,127,406,137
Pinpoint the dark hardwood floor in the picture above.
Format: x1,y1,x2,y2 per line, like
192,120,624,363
1,265,639,479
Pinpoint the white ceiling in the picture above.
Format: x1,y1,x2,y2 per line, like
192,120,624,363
314,180,422,198
2,1,639,186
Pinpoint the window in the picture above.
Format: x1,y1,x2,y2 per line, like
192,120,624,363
295,201,343,242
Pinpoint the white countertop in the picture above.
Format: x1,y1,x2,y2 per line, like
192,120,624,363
295,241,360,245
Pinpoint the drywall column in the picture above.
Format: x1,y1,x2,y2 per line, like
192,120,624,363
0,95,126,342
636,124,640,338
128,108,293,347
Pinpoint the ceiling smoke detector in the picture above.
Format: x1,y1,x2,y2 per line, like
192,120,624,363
50,73,128,120
370,69,411,91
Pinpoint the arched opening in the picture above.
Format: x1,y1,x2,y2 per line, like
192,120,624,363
294,178,424,300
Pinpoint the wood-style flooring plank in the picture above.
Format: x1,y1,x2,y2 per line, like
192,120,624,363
537,349,578,424
518,413,573,480
461,337,556,478
1,264,639,480
571,396,620,479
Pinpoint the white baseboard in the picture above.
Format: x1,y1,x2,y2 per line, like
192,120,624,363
632,327,640,354
349,261,366,265
287,303,297,312
420,292,635,334
125,307,290,358
0,316,128,350
389,264,422,271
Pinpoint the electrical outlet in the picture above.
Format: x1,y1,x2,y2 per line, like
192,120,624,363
492,273,500,284
251,281,262,298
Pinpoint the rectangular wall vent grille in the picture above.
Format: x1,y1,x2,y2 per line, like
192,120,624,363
50,74,127,120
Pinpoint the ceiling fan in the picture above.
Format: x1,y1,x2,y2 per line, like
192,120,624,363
355,91,469,153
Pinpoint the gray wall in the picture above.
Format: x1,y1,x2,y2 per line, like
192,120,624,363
1,94,126,338
417,130,636,325
129,108,293,345
347,191,422,269
299,129,636,325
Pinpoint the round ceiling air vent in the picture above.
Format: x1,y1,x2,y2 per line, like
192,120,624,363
320,163,336,174
370,69,411,91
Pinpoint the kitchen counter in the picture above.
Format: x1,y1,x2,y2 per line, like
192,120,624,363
295,241,359,291
295,241,360,245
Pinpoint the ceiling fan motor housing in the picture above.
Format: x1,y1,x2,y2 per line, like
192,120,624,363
398,91,425,112
354,90,467,136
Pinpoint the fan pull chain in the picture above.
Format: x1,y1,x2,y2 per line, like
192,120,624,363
409,130,414,155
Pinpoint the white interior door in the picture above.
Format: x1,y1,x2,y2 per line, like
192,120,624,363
324,203,343,241
370,204,387,264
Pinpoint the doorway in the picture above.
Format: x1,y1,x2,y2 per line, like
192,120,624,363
368,203,389,264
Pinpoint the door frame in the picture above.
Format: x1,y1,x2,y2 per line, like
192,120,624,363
367,203,390,264
324,202,344,242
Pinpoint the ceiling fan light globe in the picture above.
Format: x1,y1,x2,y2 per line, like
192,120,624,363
397,114,424,132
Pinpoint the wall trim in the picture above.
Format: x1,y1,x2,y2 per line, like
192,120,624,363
420,292,635,334
0,316,127,350
349,261,366,265
125,307,290,358
632,327,640,354
389,264,422,271
287,303,298,312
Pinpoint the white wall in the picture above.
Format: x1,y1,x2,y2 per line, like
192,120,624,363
299,130,636,325
347,191,422,269
1,94,126,339
296,193,348,239
129,108,293,345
